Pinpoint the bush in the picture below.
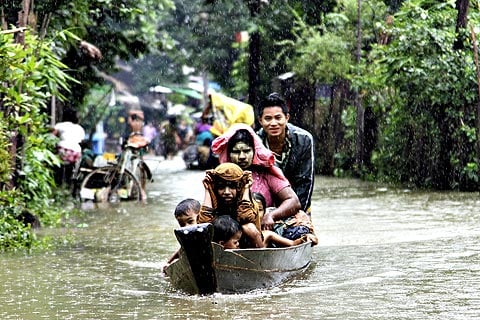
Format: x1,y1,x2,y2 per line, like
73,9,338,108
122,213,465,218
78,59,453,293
0,30,76,250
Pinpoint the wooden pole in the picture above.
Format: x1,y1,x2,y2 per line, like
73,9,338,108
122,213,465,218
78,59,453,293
9,0,30,189
247,0,261,113
469,25,480,176
354,0,364,172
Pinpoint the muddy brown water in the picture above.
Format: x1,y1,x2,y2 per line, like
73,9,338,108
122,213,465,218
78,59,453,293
1,157,479,319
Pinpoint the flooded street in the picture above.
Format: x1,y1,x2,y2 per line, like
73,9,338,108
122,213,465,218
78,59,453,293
1,156,480,319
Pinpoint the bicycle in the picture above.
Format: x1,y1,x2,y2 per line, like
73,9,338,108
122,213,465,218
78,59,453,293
79,135,152,203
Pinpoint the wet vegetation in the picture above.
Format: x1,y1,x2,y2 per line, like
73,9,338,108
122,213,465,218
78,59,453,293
1,0,479,249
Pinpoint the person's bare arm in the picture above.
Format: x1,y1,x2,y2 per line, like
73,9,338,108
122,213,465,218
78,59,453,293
262,230,294,247
166,249,180,264
79,40,102,60
202,170,215,208
241,171,253,201
261,187,300,230
197,170,216,224
163,248,180,273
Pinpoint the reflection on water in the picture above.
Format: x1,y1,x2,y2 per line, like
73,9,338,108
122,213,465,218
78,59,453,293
1,162,480,319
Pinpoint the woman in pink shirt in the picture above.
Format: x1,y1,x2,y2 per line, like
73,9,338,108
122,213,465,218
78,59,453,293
211,124,300,230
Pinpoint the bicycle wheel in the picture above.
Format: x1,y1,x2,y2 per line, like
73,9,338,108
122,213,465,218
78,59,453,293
133,161,152,189
79,165,143,202
71,167,92,199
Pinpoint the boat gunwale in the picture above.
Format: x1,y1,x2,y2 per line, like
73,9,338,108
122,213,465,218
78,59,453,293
214,261,311,273
222,240,314,254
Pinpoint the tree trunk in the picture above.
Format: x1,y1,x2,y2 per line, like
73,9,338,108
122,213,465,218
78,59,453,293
470,26,480,186
435,108,454,189
354,0,364,173
9,0,30,189
363,106,378,171
247,1,261,112
453,0,469,50
318,80,348,175
15,0,29,45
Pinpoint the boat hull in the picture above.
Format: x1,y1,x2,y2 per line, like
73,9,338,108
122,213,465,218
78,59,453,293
165,223,314,294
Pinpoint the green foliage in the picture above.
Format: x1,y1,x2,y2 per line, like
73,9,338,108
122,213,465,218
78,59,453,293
159,0,336,97
287,25,353,83
281,0,480,190
40,0,175,57
0,31,69,195
0,190,39,251
0,116,12,184
0,31,76,250
229,41,250,97
278,0,389,177
280,0,388,83
369,1,469,107
1,0,175,109
159,0,251,92
363,0,479,189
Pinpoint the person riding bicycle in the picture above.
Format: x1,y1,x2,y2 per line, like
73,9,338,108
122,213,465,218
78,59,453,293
124,108,151,200
125,109,149,152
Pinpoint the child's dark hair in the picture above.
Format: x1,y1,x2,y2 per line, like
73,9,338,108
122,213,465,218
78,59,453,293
174,198,200,218
258,92,289,117
252,192,266,210
212,215,241,243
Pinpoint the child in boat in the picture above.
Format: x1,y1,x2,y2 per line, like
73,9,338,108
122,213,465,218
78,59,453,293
214,211,315,249
174,198,200,227
163,198,201,272
212,215,242,249
252,192,267,221
198,162,263,248
253,192,318,247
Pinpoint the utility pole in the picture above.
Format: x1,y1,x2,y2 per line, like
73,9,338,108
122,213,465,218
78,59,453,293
354,0,364,173
247,0,261,112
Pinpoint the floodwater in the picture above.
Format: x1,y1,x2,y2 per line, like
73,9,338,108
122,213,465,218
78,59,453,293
1,156,480,319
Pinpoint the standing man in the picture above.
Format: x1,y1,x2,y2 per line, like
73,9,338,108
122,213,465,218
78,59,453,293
256,92,315,215
52,108,86,186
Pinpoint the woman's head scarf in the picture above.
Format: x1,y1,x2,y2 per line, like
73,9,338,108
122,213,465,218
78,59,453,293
211,123,287,181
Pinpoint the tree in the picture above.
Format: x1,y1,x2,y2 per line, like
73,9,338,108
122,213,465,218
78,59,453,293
366,0,479,189
0,0,173,250
279,0,388,175
453,0,469,50
1,0,174,110
0,29,73,250
194,0,336,106
169,0,251,92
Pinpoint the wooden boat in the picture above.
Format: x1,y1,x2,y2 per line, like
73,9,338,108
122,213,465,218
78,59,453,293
164,223,314,295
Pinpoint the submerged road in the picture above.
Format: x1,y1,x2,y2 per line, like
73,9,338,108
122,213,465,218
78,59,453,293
1,155,479,319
